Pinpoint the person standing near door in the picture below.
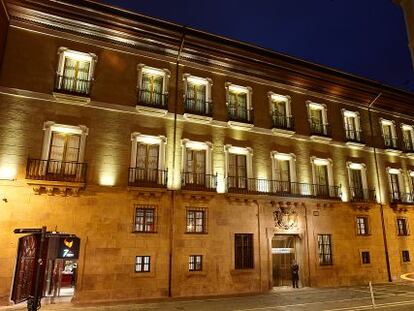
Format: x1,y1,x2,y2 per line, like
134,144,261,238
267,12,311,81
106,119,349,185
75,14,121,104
291,260,299,288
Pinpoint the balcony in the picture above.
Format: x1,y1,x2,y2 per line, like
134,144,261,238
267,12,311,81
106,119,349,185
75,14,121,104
390,191,414,204
26,159,87,195
349,187,376,202
227,105,254,124
383,135,399,150
128,167,167,188
54,74,91,96
184,97,212,117
227,177,341,199
309,120,331,137
403,139,414,153
137,89,168,109
181,172,217,191
345,129,364,144
272,114,294,131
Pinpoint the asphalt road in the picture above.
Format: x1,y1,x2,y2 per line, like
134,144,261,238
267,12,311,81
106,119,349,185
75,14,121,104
3,283,414,311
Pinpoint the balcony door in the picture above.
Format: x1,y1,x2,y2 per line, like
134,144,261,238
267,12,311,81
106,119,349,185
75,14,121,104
61,56,91,93
136,143,159,183
185,149,206,186
315,165,329,196
48,132,81,176
389,173,400,201
228,91,248,121
140,72,164,106
350,169,363,199
344,115,357,140
228,154,247,190
186,81,207,114
274,159,290,193
403,128,414,151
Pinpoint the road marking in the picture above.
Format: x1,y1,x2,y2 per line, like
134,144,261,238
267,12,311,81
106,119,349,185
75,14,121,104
322,299,414,311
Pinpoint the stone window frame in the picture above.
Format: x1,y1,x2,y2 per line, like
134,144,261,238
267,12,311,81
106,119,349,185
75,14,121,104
135,255,151,273
341,109,362,137
130,132,167,171
396,217,410,236
185,207,208,234
224,144,253,192
268,93,292,118
137,64,171,95
346,162,369,199
133,204,157,233
270,151,297,183
188,255,203,271
360,250,371,265
310,157,334,188
183,74,213,104
41,121,88,163
380,118,398,146
386,167,406,200
181,139,213,176
355,216,370,236
401,123,414,146
234,233,254,270
317,233,333,266
306,101,329,127
56,47,98,84
225,83,253,117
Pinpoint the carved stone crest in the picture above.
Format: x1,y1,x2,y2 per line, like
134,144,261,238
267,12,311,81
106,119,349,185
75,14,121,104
273,205,298,230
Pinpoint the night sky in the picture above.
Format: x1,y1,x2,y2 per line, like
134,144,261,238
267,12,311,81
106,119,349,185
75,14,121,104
102,0,414,93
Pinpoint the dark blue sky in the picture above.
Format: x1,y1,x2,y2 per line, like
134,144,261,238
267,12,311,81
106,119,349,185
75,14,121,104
102,0,414,93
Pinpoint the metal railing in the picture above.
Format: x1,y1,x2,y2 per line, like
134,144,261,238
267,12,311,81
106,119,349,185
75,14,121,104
403,139,414,153
181,172,217,191
272,114,294,131
390,191,414,204
227,105,254,124
137,89,168,109
349,188,376,202
184,97,212,116
128,167,167,187
54,74,91,96
226,177,341,199
383,135,399,150
26,158,87,183
309,120,330,137
345,129,364,144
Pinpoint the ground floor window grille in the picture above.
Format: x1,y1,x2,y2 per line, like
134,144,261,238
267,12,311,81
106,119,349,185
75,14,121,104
361,251,370,264
189,255,203,271
135,256,151,272
317,234,333,265
134,205,156,232
403,250,410,262
235,234,254,269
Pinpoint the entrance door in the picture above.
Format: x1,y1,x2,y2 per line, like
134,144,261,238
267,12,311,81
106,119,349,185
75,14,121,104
272,235,297,287
44,259,77,298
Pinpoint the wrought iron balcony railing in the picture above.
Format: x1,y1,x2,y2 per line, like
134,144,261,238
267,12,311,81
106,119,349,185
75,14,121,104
55,74,91,96
390,191,414,204
26,158,87,183
226,177,341,199
349,187,376,202
403,139,414,153
309,120,330,137
272,114,294,131
383,135,399,150
137,89,168,109
128,167,167,188
184,97,212,116
227,105,254,124
181,172,217,191
345,129,364,144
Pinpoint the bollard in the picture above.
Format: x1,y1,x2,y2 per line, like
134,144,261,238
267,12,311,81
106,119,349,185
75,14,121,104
369,281,376,309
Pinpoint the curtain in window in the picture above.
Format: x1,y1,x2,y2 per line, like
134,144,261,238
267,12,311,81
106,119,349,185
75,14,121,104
187,82,206,113
389,173,400,200
229,91,247,120
274,101,286,116
186,149,206,184
350,169,363,198
136,143,159,182
315,165,329,196
274,159,290,192
48,133,80,175
228,154,247,189
344,116,356,139
62,57,90,93
141,73,164,105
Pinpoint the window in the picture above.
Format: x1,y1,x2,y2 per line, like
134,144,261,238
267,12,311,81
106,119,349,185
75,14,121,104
225,145,253,192
307,102,329,136
347,163,369,201
397,218,408,236
402,124,414,152
137,65,169,108
129,133,167,186
380,119,398,149
361,251,370,264
311,157,334,197
134,205,156,232
55,48,96,95
186,209,206,233
235,234,254,269
135,256,151,272
343,110,362,143
317,234,333,265
271,152,296,193
226,84,253,123
402,250,410,262
269,93,293,130
189,255,203,271
184,75,212,116
356,217,369,235
387,168,404,202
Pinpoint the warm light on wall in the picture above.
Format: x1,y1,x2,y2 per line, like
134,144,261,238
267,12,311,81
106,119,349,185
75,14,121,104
0,166,16,180
229,84,248,94
216,176,226,193
99,174,115,186
187,76,208,86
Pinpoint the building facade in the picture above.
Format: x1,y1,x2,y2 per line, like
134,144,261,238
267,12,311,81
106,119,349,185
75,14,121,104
1,0,414,306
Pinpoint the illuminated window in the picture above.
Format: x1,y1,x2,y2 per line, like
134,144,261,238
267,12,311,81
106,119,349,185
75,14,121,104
269,93,293,130
397,218,409,236
387,168,405,203
356,216,369,235
186,209,206,233
137,65,170,108
347,162,369,201
342,110,362,143
134,205,156,233
189,255,203,271
307,102,329,136
235,234,254,269
55,48,96,95
183,75,212,116
317,234,333,265
226,83,253,123
311,157,335,198
361,251,370,264
225,145,253,192
135,256,151,272
402,124,414,152
402,250,410,262
271,152,296,194
380,119,398,149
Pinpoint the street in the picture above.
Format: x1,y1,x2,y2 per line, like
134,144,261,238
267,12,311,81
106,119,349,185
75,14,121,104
3,283,414,311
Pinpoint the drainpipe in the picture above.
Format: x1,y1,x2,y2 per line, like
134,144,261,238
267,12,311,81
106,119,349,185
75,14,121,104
253,200,263,292
168,29,186,298
304,203,311,287
367,92,392,282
